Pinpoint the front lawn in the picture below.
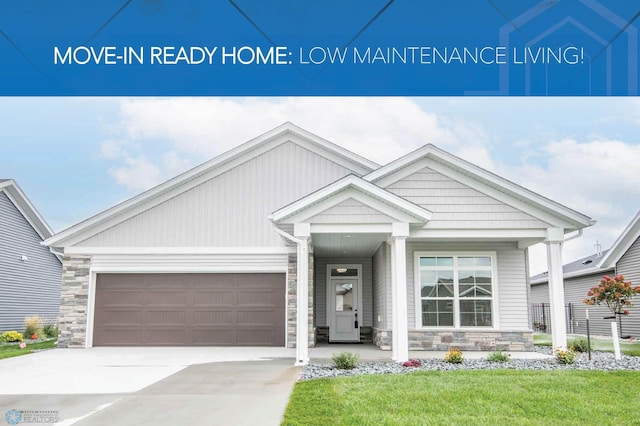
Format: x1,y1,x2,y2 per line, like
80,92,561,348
0,339,57,360
534,333,640,356
283,370,640,425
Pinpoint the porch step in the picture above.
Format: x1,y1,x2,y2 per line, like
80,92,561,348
315,326,373,343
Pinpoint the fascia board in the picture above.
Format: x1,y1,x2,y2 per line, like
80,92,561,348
597,211,640,269
1,180,54,240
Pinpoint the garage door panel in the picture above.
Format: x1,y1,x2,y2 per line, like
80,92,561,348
193,290,235,306
93,273,285,346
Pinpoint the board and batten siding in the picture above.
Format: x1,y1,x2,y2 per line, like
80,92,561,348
77,142,355,247
372,243,387,329
0,192,62,331
314,257,373,328
406,241,529,331
307,198,396,223
385,167,551,229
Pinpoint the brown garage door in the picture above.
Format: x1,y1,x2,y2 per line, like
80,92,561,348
93,273,285,346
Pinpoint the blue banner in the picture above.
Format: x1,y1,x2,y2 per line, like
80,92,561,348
0,1,637,95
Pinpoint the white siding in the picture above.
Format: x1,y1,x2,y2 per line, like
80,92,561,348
78,142,354,247
90,253,288,273
406,241,529,330
372,243,387,329
0,192,62,331
307,198,395,223
385,167,550,229
314,257,373,327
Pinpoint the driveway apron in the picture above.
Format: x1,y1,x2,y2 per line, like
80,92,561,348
72,359,300,426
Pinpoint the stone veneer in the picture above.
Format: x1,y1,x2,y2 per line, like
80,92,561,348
286,250,315,349
373,329,534,351
58,255,91,348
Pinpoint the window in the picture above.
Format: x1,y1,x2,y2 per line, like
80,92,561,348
418,254,495,328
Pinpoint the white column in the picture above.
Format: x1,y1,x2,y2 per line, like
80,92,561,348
546,228,567,350
391,223,410,363
294,223,310,366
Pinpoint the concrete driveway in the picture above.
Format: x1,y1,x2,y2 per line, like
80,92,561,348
0,347,300,426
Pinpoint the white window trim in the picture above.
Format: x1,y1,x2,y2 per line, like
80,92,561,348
414,251,500,330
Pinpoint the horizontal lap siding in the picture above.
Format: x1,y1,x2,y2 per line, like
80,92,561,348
406,242,528,330
77,142,353,247
0,192,62,331
616,237,640,337
530,283,550,304
385,167,550,229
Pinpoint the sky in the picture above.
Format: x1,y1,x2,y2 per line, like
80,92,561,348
1,97,639,275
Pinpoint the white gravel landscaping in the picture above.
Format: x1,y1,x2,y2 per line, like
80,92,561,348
300,348,640,380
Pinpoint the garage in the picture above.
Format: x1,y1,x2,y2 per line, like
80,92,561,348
92,273,286,346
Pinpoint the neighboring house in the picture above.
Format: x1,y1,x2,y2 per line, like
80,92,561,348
43,123,594,364
0,179,62,332
531,211,640,339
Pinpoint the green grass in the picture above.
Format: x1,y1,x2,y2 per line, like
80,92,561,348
0,339,56,360
282,370,640,425
534,333,640,356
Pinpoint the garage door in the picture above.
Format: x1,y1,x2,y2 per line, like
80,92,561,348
93,273,285,346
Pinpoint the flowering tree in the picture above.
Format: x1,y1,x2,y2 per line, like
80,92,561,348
583,275,640,316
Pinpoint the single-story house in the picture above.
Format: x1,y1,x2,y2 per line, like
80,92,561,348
44,123,594,364
531,211,640,339
0,179,62,332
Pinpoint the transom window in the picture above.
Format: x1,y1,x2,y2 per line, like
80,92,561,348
418,254,495,328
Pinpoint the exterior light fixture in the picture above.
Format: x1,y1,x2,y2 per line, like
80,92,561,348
336,268,347,273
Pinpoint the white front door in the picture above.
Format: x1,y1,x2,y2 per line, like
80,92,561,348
328,265,362,342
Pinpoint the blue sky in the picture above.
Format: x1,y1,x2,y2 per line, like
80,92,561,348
2,97,639,274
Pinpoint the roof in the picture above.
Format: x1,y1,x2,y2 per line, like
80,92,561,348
530,250,612,284
0,179,55,240
44,123,596,249
531,210,640,284
597,210,640,270
364,143,595,231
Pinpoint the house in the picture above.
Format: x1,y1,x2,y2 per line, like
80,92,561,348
531,211,640,339
0,179,62,332
43,123,594,364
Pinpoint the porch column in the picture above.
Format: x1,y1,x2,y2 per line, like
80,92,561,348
546,228,567,350
294,223,311,366
391,223,410,363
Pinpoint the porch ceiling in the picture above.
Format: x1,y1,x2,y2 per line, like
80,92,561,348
312,233,388,257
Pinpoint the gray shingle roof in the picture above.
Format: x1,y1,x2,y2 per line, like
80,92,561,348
530,249,610,283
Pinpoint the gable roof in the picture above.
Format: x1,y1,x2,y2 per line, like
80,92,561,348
597,210,640,270
44,123,379,248
269,174,433,224
364,143,595,230
0,179,55,240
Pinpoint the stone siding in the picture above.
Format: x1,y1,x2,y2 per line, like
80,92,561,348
373,328,533,351
286,249,315,349
58,255,91,348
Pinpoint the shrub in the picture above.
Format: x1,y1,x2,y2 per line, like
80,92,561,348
555,348,577,365
332,351,360,370
444,348,463,364
0,330,24,343
487,351,510,363
24,315,41,337
402,359,422,368
43,324,58,339
569,337,591,353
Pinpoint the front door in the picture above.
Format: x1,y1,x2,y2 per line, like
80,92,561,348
328,265,362,342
